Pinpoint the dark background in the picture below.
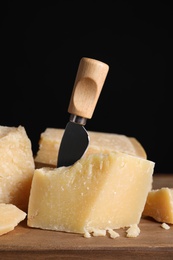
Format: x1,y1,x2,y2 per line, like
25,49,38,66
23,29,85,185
1,1,173,174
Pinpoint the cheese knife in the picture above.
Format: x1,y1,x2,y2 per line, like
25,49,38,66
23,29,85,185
57,57,109,167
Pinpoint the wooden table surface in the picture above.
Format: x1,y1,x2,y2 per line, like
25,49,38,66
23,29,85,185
0,174,172,259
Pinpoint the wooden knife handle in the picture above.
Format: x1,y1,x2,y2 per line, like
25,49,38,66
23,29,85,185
68,57,109,119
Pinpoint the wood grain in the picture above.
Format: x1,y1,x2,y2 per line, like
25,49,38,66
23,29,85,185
68,57,109,119
0,174,172,259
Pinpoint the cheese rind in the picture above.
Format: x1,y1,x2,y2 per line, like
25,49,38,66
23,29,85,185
0,125,35,211
28,151,154,234
142,187,173,224
34,128,147,166
0,203,26,236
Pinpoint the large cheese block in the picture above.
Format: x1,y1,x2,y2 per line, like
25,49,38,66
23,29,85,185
0,203,26,236
0,125,35,211
142,188,173,224
34,128,147,166
28,151,154,236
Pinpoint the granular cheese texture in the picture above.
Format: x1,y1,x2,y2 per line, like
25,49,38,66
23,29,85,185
28,151,154,236
0,203,26,236
34,128,147,166
0,125,35,211
143,187,173,224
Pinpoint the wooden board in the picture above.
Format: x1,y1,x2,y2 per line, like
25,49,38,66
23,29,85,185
0,174,172,259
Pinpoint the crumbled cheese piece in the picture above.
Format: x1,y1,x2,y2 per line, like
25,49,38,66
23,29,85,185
107,228,120,239
126,224,140,238
83,231,91,238
0,203,26,236
161,223,170,230
91,228,107,237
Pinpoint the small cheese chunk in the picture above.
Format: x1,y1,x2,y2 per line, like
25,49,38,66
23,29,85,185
107,228,120,238
34,128,147,166
91,228,107,237
161,223,170,230
126,224,140,238
0,125,35,211
142,187,173,224
0,203,26,236
28,151,154,235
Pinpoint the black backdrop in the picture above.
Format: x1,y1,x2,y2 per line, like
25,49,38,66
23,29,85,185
2,1,173,174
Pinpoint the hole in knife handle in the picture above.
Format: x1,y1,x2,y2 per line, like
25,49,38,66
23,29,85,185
68,78,97,119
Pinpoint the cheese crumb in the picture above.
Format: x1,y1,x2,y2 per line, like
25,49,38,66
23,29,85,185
84,228,120,238
161,223,170,230
84,228,107,238
91,228,107,237
126,224,140,238
107,228,120,239
83,231,91,238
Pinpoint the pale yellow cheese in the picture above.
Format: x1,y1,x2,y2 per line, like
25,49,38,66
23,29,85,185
142,187,173,224
0,125,35,211
126,224,140,237
28,151,154,235
34,128,147,166
0,203,26,236
107,228,120,239
161,223,170,229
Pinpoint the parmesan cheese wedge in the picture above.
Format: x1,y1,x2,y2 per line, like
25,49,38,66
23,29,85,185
28,151,154,235
142,187,173,224
34,128,147,166
0,125,35,211
0,203,26,236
